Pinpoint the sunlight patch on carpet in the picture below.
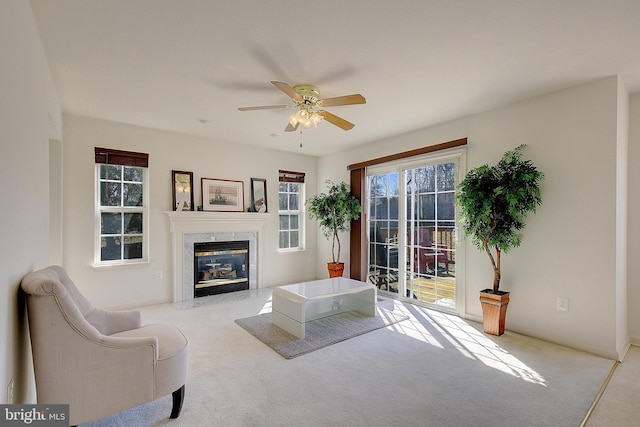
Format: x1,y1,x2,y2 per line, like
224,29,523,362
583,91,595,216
392,302,547,385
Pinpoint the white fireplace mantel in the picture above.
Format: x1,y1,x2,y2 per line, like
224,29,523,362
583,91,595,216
166,211,268,302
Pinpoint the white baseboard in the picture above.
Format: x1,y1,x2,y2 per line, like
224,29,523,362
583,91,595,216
107,297,170,311
463,312,620,360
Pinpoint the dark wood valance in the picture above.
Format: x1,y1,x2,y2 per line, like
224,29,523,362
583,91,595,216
95,147,149,168
347,138,467,171
279,170,305,183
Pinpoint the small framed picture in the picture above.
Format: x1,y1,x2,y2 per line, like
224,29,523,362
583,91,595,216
201,178,244,212
172,170,194,211
250,178,267,213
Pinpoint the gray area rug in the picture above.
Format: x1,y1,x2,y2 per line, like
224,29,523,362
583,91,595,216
235,307,409,359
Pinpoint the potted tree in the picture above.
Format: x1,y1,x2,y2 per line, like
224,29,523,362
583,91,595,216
307,180,362,277
456,144,544,336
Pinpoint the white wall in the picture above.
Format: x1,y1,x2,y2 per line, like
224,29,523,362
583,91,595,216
0,0,61,404
61,115,319,309
49,139,63,265
628,93,640,343
318,77,625,359
616,79,630,358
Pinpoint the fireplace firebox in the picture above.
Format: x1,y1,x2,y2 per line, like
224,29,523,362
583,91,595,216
194,240,249,297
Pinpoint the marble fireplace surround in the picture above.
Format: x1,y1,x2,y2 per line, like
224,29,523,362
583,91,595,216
166,211,267,302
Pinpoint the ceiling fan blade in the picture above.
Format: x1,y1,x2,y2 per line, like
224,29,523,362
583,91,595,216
317,110,355,130
317,94,366,107
271,81,303,101
284,122,299,132
238,104,290,111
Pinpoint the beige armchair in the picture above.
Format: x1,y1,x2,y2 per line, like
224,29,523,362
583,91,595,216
21,265,188,426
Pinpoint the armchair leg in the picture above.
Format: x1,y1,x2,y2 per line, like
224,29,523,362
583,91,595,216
170,385,185,419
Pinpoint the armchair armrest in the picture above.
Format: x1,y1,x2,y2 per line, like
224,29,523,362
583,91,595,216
86,308,142,335
100,334,159,358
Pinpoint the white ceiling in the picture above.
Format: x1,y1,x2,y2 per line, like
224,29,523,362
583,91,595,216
30,0,640,157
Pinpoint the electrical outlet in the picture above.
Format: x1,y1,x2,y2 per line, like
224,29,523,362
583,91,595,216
7,379,14,404
154,270,163,280
557,296,569,312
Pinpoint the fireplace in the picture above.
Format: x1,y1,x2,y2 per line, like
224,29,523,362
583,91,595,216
194,240,249,297
166,211,266,302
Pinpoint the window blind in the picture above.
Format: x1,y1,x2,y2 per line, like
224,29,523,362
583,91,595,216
95,147,149,168
278,170,305,183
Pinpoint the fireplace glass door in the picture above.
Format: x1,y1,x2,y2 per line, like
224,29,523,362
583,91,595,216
194,240,249,297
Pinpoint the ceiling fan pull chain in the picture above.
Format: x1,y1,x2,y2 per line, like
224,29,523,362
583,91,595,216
299,128,303,148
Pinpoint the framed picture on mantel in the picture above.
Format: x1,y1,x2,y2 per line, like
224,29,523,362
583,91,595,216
172,170,194,211
201,178,244,212
250,178,267,213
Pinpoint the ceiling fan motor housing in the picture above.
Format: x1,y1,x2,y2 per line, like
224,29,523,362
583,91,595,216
293,84,320,104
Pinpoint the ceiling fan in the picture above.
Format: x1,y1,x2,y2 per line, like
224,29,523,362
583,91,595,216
238,81,366,132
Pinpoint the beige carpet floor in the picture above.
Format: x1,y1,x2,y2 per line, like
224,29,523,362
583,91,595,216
80,289,616,427
585,345,640,426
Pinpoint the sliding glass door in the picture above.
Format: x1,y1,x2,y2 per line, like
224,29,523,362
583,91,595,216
368,172,400,294
366,151,463,313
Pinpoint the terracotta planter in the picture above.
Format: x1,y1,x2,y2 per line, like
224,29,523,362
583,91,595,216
479,289,510,336
327,262,345,278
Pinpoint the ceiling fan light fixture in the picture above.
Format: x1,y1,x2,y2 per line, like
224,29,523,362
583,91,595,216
300,112,324,129
310,112,323,126
295,109,309,122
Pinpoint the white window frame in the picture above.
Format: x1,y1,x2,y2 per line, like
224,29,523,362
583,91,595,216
94,164,149,267
278,181,305,252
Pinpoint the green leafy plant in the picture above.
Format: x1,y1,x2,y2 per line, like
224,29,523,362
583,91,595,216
307,180,362,264
456,144,544,293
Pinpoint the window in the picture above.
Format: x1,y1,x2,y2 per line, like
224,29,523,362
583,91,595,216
278,170,305,250
95,147,149,265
